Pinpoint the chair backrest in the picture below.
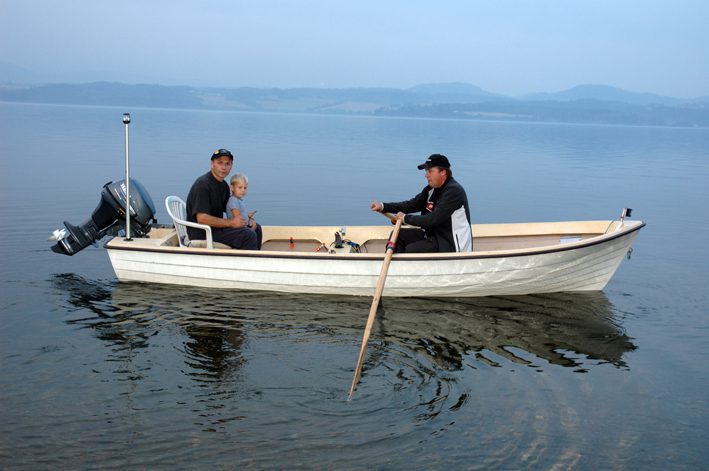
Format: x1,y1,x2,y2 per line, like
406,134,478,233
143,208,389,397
165,195,220,248
165,195,191,247
166,195,187,220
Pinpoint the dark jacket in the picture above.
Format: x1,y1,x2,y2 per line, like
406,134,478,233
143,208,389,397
383,176,473,252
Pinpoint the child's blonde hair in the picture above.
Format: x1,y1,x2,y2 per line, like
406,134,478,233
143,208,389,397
230,173,249,186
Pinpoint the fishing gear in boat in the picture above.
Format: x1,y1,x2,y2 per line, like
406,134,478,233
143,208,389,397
328,227,362,254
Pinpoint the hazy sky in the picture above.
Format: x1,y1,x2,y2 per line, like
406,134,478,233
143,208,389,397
1,0,708,97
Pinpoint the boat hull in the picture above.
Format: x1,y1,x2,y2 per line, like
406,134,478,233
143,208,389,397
106,220,643,297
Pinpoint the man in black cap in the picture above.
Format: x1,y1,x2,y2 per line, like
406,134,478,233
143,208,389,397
185,149,258,250
370,153,473,253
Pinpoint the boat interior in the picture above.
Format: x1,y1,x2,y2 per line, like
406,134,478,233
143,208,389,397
122,219,635,255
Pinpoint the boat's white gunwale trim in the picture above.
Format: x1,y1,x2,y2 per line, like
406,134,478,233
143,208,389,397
105,221,644,261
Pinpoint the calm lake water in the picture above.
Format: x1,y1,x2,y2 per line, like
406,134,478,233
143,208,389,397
1,102,708,469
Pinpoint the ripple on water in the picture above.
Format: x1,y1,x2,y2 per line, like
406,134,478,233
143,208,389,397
28,274,640,468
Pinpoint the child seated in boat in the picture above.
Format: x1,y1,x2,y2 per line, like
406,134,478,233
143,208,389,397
227,173,262,249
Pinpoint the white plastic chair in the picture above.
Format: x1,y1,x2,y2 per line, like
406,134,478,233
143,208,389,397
165,195,229,249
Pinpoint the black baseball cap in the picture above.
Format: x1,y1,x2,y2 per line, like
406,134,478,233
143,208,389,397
211,148,234,160
417,154,450,170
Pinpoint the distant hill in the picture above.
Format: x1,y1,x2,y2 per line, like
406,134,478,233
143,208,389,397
524,84,684,106
0,82,204,109
376,99,709,127
407,82,505,103
1,81,708,127
0,81,502,112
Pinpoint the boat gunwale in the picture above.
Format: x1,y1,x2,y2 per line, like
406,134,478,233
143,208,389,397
105,221,645,262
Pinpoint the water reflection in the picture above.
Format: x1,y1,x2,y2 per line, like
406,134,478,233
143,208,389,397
48,273,639,467
377,293,636,373
52,273,152,351
52,273,636,383
357,293,637,423
52,274,248,385
182,324,245,384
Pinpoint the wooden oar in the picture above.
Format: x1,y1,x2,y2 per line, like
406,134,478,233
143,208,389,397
348,217,403,400
379,211,398,224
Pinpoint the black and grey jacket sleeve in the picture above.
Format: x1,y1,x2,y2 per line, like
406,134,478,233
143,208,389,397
382,177,473,252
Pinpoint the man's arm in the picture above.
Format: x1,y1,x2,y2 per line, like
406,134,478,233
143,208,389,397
382,188,429,214
196,212,247,229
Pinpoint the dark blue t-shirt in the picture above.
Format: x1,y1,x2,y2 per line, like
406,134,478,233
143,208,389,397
185,171,229,240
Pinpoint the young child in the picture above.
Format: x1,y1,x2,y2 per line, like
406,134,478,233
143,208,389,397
227,173,262,249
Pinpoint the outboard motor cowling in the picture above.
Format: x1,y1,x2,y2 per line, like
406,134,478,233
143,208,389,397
51,179,156,256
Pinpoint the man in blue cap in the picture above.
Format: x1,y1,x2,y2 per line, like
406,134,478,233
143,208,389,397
370,153,473,253
185,149,258,250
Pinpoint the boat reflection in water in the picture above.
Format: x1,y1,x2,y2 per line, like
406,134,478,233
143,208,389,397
49,274,639,467
377,293,636,372
53,274,248,384
53,273,636,382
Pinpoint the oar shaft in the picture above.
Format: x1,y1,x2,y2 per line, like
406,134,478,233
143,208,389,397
348,217,403,399
379,211,397,224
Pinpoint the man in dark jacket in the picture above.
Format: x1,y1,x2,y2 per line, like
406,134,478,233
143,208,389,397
370,154,473,253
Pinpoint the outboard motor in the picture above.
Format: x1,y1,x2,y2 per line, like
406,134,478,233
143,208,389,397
50,178,156,256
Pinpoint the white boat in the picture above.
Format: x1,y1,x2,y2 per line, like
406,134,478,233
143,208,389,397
48,120,644,299
104,217,644,297
48,179,643,298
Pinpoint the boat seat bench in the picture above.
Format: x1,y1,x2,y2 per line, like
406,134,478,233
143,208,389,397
260,238,324,252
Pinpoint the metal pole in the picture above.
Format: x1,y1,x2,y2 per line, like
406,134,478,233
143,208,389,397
123,113,132,241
